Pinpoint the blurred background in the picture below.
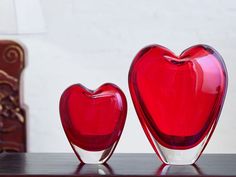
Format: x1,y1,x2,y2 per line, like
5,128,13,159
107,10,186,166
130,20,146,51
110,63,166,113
0,0,235,153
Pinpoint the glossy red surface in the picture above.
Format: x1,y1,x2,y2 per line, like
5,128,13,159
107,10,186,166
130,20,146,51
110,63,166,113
129,44,227,150
59,83,127,151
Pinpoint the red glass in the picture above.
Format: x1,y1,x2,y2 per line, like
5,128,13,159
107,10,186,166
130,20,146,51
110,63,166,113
129,44,227,164
59,83,127,164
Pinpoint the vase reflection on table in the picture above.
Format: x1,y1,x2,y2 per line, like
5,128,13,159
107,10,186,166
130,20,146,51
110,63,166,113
129,44,228,165
156,164,203,175
76,164,114,175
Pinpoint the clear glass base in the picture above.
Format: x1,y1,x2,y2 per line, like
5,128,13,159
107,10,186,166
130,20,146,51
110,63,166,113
155,143,204,165
149,122,214,165
71,142,117,164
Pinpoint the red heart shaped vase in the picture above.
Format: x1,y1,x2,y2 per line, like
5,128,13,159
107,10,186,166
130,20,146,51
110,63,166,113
59,83,127,164
129,44,227,165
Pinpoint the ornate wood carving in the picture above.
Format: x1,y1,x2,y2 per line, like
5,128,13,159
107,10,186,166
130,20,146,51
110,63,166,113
0,40,26,152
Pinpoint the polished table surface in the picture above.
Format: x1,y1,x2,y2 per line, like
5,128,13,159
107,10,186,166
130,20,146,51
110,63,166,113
0,153,236,177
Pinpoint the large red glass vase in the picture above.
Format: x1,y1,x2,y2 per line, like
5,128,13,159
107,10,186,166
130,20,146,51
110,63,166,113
129,44,228,165
60,83,127,164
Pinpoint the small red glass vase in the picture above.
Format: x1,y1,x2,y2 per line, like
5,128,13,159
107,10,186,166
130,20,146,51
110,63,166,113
129,44,228,165
59,83,127,164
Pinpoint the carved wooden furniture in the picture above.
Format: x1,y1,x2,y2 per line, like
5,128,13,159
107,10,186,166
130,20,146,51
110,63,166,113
0,40,26,152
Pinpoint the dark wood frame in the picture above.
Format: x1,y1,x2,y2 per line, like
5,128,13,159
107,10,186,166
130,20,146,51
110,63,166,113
0,40,26,152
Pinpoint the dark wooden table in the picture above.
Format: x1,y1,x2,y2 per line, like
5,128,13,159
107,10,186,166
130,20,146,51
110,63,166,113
0,153,236,177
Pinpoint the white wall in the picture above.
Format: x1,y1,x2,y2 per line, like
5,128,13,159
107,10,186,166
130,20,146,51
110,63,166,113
1,0,236,153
